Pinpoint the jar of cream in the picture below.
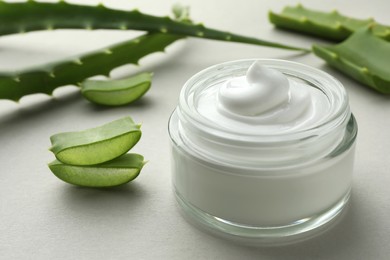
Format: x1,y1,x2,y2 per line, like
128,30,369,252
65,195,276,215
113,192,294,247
168,59,357,244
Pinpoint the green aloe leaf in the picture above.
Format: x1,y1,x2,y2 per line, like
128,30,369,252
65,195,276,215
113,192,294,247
0,33,182,101
269,4,390,41
0,4,188,102
50,116,141,165
0,1,306,51
81,72,152,106
0,3,307,102
313,27,390,94
48,153,145,187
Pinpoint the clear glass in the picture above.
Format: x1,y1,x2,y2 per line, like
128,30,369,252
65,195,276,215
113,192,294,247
168,59,357,245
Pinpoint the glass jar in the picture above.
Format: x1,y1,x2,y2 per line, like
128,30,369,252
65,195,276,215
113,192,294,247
168,59,357,245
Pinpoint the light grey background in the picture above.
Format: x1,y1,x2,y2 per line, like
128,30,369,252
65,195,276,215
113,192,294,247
1,0,389,259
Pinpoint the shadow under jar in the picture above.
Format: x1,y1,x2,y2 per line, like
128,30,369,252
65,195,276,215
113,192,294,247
168,59,357,245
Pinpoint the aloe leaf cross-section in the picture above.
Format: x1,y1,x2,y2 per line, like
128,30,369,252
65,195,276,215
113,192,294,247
50,116,141,165
48,153,145,187
81,72,152,106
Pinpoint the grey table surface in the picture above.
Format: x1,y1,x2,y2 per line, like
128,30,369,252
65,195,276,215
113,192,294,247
1,0,389,259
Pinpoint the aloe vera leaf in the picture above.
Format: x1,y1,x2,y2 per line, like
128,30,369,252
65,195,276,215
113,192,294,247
0,1,307,51
312,27,390,94
80,72,152,106
50,116,142,165
269,4,390,41
0,32,182,101
48,153,145,187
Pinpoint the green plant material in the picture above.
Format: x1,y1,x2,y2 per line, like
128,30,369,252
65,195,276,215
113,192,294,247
0,1,307,51
0,2,307,102
0,32,182,101
50,116,141,165
48,153,145,187
269,4,390,41
313,27,390,94
48,116,146,187
81,72,152,106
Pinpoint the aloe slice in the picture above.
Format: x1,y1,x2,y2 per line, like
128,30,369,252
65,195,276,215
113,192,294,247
48,153,145,187
81,72,152,106
313,27,390,94
50,117,141,165
269,4,390,41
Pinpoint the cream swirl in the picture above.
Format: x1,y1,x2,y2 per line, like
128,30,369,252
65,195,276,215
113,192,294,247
218,61,291,116
196,61,330,134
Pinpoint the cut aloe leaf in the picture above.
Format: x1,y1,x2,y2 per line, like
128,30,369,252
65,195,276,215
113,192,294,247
81,72,152,106
48,153,145,187
0,33,181,102
313,27,390,94
269,4,390,41
0,1,307,51
50,117,141,165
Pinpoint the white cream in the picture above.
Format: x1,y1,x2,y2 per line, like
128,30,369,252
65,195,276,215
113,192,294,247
218,61,291,117
169,59,357,242
196,62,330,135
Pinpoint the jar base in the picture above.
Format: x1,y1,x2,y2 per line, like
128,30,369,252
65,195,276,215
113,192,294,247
174,188,351,246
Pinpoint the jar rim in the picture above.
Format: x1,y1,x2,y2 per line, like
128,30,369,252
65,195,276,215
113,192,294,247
178,59,350,144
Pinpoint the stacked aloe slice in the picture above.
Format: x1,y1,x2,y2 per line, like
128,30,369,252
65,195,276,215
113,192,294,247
48,116,146,187
270,5,390,94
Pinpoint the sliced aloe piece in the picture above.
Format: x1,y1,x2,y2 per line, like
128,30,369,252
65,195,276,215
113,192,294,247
313,27,390,94
81,72,152,106
269,4,390,41
50,117,141,165
48,153,145,187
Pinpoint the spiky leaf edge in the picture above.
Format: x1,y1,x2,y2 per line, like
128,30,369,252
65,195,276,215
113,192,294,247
269,4,390,41
0,33,183,101
312,27,390,94
0,1,307,51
